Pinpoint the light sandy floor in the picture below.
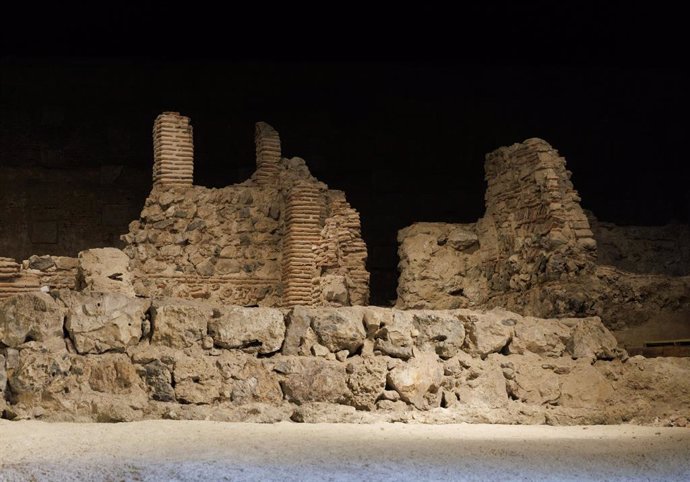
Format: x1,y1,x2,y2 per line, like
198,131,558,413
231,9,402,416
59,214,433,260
1,421,688,481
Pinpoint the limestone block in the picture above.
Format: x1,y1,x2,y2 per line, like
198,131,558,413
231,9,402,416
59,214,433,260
150,299,212,349
216,351,282,404
0,293,65,348
173,355,221,405
565,317,619,360
460,310,515,357
137,359,175,402
559,361,614,408
509,316,571,357
374,310,415,359
406,310,466,359
279,357,349,404
386,351,443,409
310,307,366,354
208,307,285,354
62,291,150,354
77,248,136,296
345,356,389,411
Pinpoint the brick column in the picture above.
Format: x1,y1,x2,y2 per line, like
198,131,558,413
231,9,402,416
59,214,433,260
152,112,194,187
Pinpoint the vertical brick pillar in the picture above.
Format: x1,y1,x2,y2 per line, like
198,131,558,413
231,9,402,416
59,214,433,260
281,181,323,306
152,112,194,187
255,121,281,185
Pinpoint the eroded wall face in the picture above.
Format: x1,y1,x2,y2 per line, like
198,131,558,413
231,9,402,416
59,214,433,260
122,118,369,307
396,138,690,340
481,138,597,293
398,138,596,310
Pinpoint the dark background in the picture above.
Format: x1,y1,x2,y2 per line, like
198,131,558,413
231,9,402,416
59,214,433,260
1,2,688,304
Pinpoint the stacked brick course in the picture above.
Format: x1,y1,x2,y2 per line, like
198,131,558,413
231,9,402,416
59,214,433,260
152,112,194,187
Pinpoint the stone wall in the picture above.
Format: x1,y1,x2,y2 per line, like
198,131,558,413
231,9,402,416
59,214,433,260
396,139,690,346
1,291,688,425
122,115,369,307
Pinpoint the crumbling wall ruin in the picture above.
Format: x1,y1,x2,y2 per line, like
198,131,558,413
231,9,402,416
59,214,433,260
397,138,690,346
1,290,689,425
122,113,369,307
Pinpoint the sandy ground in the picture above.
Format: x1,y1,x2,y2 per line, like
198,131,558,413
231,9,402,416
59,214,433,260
0,421,689,481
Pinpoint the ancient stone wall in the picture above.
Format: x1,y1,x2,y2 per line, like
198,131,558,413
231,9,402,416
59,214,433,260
397,139,690,346
2,291,689,425
122,115,369,307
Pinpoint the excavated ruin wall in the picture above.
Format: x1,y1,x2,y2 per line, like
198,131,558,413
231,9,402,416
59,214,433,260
1,291,688,425
397,139,690,342
121,116,369,307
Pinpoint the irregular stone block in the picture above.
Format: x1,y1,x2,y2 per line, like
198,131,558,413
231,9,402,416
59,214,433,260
150,299,212,349
0,353,6,394
386,351,443,409
173,355,221,405
62,292,150,354
282,306,312,355
509,316,571,357
565,317,618,360
77,248,136,296
208,307,285,354
345,356,388,410
84,353,145,395
138,359,175,402
0,293,65,348
8,348,72,406
279,357,349,404
408,310,466,359
374,310,415,359
216,352,282,404
559,361,614,408
310,307,366,354
460,310,514,357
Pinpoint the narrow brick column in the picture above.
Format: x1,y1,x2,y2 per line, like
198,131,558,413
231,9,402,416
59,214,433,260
152,112,194,187
281,181,323,306
255,121,281,185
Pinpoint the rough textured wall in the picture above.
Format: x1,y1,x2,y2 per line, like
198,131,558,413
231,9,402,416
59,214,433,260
122,117,369,307
588,213,690,276
397,139,690,345
398,138,596,310
481,138,597,293
0,167,148,262
2,291,689,425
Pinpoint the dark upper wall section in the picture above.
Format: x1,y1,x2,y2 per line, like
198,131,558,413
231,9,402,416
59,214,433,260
1,61,689,303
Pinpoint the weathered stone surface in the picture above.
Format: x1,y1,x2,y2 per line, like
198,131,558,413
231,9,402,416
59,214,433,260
386,351,443,409
345,356,388,410
150,299,211,349
137,359,175,402
62,292,150,354
373,310,415,359
77,248,136,296
0,353,6,394
460,310,514,357
559,361,614,408
7,347,73,406
310,307,366,354
509,316,570,357
282,306,312,355
279,357,349,404
565,317,619,360
0,293,64,348
208,307,285,354
82,353,145,395
173,355,221,405
504,354,562,405
452,355,510,409
408,310,465,359
216,352,282,404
